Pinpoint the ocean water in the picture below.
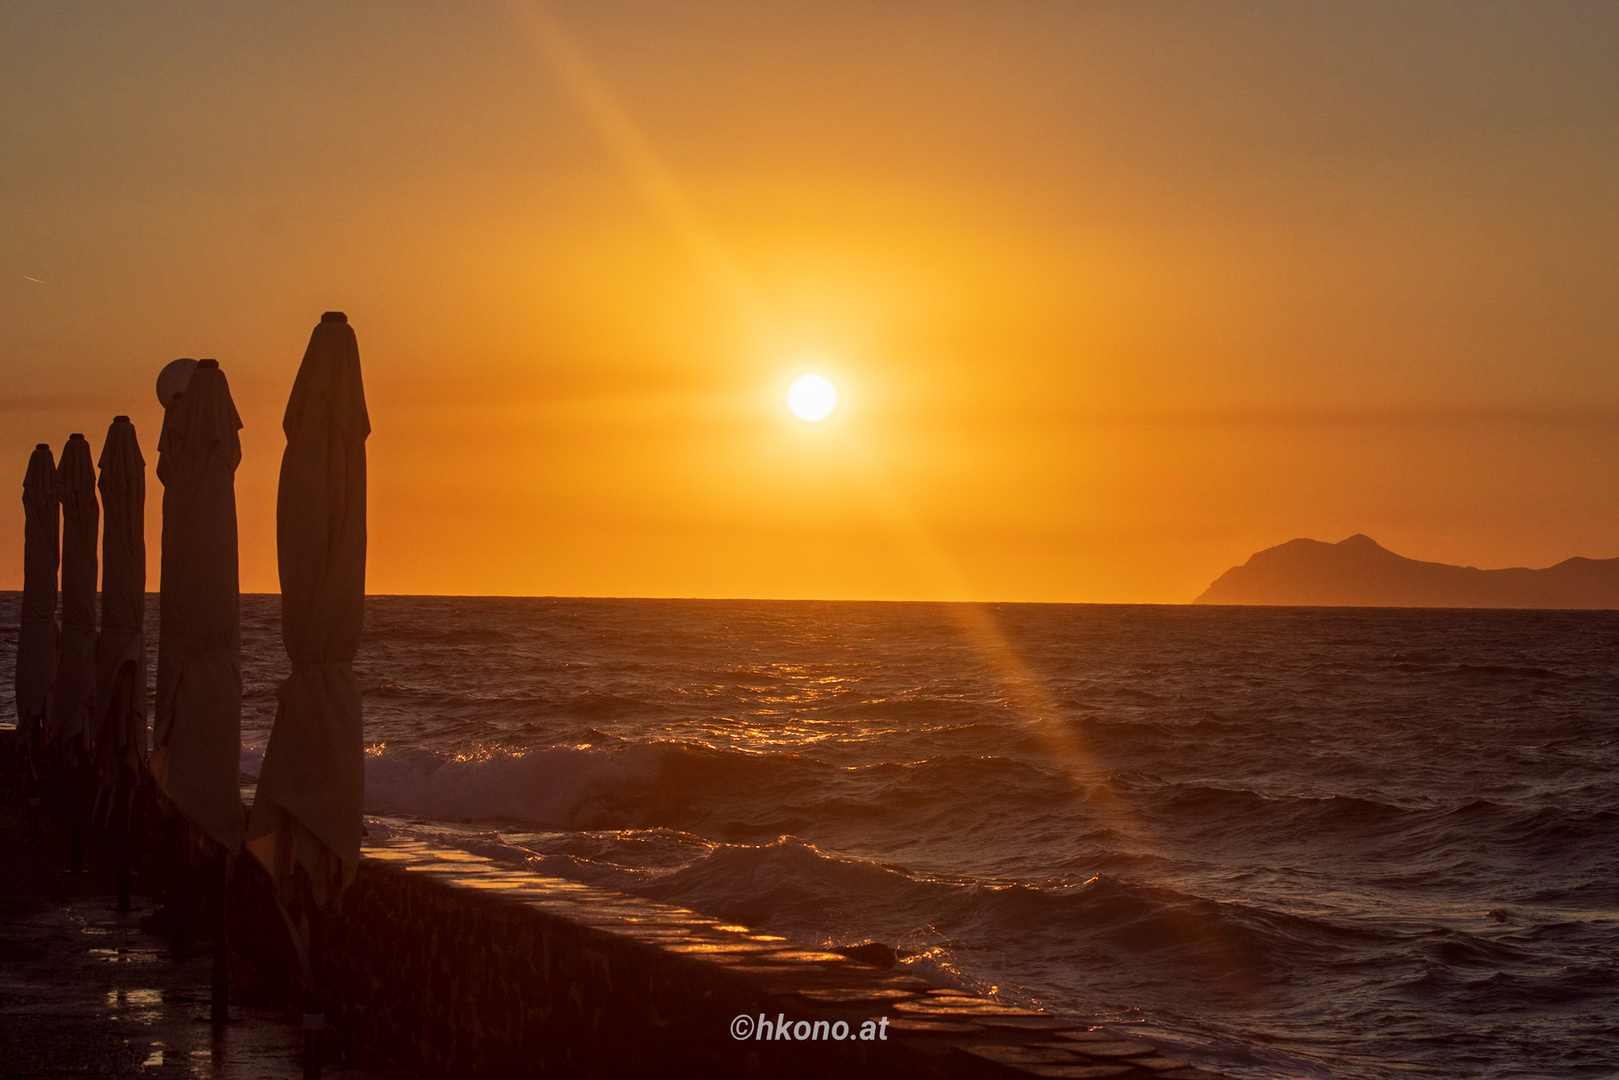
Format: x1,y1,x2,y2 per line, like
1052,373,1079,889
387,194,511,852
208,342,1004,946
10,595,1619,1078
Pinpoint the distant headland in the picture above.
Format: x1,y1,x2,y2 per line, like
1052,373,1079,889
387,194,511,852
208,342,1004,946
1195,534,1619,608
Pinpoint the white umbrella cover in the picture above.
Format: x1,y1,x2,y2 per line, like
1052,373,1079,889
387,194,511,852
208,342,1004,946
95,416,148,785
247,312,369,904
51,434,98,752
153,360,245,854
16,444,58,741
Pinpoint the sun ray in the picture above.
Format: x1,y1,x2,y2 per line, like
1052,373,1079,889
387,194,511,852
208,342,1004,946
503,0,771,342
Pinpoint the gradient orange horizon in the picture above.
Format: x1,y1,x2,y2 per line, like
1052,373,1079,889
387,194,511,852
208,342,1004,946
3,3,1617,602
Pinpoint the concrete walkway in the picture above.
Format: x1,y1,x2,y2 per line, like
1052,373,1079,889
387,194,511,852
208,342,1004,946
0,802,413,1080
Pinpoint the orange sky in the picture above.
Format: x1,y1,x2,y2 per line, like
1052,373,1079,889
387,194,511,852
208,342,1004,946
3,2,1617,601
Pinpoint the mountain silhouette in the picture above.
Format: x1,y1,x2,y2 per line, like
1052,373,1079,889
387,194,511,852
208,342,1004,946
1195,534,1619,608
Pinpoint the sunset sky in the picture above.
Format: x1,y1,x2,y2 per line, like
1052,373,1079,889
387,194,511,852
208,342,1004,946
3,2,1616,601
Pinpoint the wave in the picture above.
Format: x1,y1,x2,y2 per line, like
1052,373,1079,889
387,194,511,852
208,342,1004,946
362,743,664,825
410,825,1415,1001
347,739,1077,831
1147,783,1415,836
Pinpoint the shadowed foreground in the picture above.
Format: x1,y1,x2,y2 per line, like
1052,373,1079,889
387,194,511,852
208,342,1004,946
0,801,409,1080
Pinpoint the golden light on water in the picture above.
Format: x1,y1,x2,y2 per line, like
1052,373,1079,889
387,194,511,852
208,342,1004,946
786,374,839,422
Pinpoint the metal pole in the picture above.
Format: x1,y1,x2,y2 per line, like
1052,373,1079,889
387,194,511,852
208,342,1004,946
24,723,41,843
67,757,85,874
116,823,132,912
303,1010,324,1080
168,819,190,958
303,901,324,1080
211,851,231,1023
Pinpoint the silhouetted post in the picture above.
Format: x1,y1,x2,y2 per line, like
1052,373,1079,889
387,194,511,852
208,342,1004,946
211,851,231,1023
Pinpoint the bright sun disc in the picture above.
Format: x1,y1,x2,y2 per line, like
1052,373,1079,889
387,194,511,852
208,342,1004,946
787,374,838,421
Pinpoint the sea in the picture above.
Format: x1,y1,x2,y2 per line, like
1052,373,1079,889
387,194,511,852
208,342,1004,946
12,595,1619,1079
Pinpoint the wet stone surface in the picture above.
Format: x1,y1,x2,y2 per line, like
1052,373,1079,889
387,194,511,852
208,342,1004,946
0,803,407,1080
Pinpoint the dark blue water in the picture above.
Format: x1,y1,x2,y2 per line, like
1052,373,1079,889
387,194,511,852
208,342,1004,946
14,595,1619,1077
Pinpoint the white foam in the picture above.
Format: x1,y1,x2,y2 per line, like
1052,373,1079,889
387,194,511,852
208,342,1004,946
362,743,662,825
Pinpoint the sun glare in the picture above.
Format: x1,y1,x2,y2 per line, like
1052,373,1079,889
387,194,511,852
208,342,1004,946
787,373,838,422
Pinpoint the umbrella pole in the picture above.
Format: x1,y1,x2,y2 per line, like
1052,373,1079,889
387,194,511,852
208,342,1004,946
24,725,40,843
168,819,191,958
303,897,324,1080
211,851,232,1023
68,758,86,875
116,781,136,913
116,828,132,911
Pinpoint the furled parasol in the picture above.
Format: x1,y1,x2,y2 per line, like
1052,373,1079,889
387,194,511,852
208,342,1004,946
246,312,368,1079
95,415,147,908
95,416,148,787
51,434,99,753
152,359,245,855
16,443,58,842
50,433,99,872
247,311,370,904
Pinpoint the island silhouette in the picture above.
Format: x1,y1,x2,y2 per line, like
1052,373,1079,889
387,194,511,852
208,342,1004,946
1195,534,1619,608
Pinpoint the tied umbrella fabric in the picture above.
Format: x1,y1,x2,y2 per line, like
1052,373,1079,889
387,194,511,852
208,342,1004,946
16,445,59,744
51,434,99,752
96,417,148,788
248,313,370,905
153,362,245,854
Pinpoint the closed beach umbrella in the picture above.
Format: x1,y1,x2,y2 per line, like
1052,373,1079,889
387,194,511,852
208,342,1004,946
51,434,99,754
17,443,59,840
153,359,245,854
248,312,369,905
95,416,148,790
16,444,59,744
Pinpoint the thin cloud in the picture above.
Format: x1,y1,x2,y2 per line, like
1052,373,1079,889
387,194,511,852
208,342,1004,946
21,276,47,285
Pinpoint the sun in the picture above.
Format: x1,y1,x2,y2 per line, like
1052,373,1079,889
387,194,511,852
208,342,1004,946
786,373,838,422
